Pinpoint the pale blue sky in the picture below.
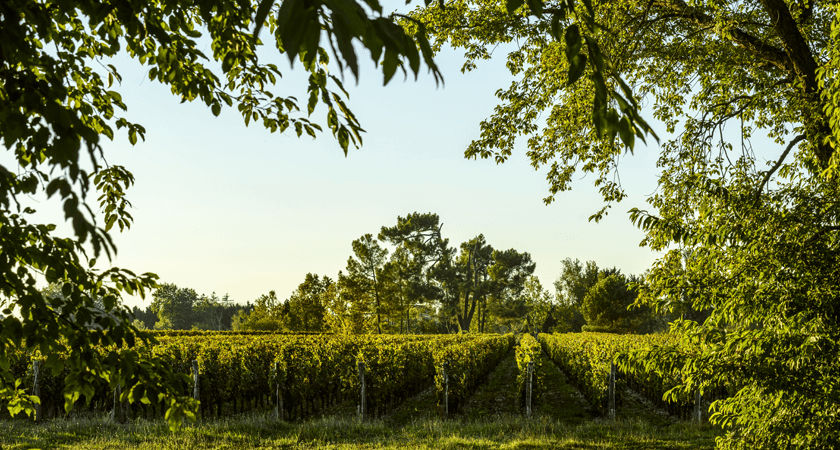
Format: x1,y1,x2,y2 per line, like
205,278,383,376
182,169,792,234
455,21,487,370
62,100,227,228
13,45,664,307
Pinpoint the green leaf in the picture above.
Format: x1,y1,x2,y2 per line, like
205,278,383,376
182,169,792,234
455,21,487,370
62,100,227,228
568,53,587,85
506,0,525,13
618,116,634,151
564,24,582,60
252,0,274,40
526,0,543,14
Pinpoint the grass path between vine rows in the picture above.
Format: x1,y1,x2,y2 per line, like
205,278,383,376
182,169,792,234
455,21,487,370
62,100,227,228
0,350,719,449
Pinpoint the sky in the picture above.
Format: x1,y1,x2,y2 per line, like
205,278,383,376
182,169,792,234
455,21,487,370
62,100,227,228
9,42,664,309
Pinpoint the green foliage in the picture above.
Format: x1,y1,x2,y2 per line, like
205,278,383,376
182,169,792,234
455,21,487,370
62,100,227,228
581,273,657,334
414,1,840,444
151,284,199,330
379,212,450,334
554,259,600,308
432,334,514,412
233,275,334,332
344,235,389,333
141,285,241,331
635,175,840,448
514,333,543,408
540,332,691,417
0,0,449,426
4,333,514,421
285,274,332,332
331,213,540,334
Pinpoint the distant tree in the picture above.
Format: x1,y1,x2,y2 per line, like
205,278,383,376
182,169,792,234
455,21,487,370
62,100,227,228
435,235,536,332
285,274,331,332
335,272,375,334
131,306,157,329
546,303,585,334
193,293,239,330
554,259,600,308
150,284,199,330
437,234,495,332
234,291,284,331
379,212,450,333
581,274,657,333
484,250,537,332
230,307,251,331
524,276,554,334
490,275,549,333
551,259,611,332
345,234,389,333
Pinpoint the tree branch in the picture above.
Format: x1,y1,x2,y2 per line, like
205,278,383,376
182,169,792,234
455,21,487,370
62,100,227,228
754,134,806,201
660,0,790,71
757,0,819,93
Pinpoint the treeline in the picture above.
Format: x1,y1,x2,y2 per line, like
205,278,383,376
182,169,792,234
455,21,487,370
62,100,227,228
130,285,247,331
236,212,539,334
130,212,670,334
229,212,667,334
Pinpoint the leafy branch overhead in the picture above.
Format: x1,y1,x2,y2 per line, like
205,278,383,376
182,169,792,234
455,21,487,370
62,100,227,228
412,0,837,208
0,0,442,429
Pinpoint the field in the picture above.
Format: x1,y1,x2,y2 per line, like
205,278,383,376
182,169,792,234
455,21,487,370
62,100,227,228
2,332,720,448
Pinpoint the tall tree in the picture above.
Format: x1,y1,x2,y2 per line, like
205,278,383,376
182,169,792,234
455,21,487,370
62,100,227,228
334,272,375,334
581,273,656,333
233,291,285,331
483,248,536,332
490,274,549,333
380,212,451,333
437,235,495,332
345,234,388,333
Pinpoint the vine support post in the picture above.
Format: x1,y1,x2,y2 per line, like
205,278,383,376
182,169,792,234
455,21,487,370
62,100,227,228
357,361,366,420
31,360,41,422
192,360,200,418
273,361,283,421
443,361,449,417
526,361,534,418
110,381,126,423
608,361,616,420
694,390,703,423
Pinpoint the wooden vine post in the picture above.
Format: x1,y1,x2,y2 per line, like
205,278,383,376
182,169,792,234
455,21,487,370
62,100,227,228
526,361,534,418
694,390,703,423
31,360,41,422
192,360,200,418
442,361,449,417
608,361,616,420
110,381,126,423
357,360,366,420
273,361,283,420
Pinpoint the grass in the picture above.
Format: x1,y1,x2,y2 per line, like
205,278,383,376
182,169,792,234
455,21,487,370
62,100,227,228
1,351,720,448
1,414,718,449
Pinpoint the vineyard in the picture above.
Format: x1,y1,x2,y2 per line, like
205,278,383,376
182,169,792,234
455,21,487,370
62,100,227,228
6,332,514,421
5,331,718,427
